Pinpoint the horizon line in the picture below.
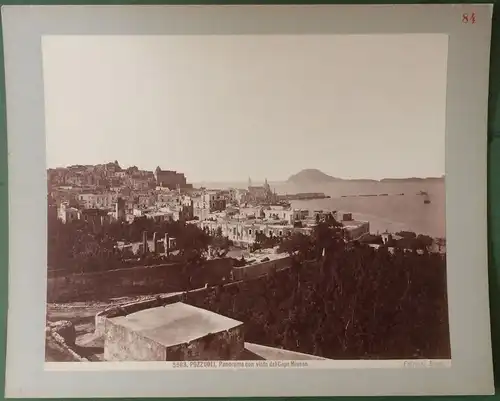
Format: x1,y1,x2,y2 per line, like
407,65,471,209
194,176,445,184
47,162,444,183
47,162,444,181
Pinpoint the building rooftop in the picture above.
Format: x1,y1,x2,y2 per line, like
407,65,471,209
108,303,242,348
245,221,292,228
80,208,109,216
146,211,173,217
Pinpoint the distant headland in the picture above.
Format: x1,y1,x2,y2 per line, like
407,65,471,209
286,169,445,185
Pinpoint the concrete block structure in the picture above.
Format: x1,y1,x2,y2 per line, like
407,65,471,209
103,302,244,361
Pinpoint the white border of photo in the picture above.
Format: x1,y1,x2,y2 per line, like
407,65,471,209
2,4,494,397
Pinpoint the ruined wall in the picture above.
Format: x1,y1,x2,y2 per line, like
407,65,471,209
47,258,233,303
45,321,88,362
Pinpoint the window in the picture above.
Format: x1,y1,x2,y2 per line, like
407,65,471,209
249,229,252,235
279,231,283,236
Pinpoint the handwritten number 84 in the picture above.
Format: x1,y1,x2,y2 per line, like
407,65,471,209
462,13,476,24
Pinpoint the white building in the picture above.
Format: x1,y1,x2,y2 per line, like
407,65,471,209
144,210,174,223
342,221,370,240
262,208,308,225
57,203,79,224
198,219,312,245
78,192,116,209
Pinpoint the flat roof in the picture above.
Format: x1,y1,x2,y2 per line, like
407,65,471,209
108,302,242,348
147,211,173,217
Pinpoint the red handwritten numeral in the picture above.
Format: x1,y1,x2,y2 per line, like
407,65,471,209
462,12,476,24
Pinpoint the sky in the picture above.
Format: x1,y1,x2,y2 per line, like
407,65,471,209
42,34,448,182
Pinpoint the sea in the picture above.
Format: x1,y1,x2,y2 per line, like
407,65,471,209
194,180,446,239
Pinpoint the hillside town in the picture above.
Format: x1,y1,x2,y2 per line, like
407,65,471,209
48,161,372,247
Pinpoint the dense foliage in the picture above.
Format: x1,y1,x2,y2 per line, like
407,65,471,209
391,231,435,251
47,215,228,273
187,221,449,360
250,232,282,252
48,217,122,273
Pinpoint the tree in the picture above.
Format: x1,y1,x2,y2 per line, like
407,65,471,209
216,227,223,237
193,235,449,360
435,237,445,252
175,223,211,262
396,231,417,239
48,209,226,273
211,232,232,258
359,234,384,245
252,231,281,251
278,232,314,260
416,234,434,251
312,219,345,259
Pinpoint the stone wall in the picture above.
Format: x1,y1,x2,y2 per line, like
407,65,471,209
94,276,269,336
47,258,233,303
45,321,88,362
92,258,309,336
232,256,291,281
92,262,325,362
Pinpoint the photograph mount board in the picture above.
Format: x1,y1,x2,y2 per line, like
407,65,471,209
2,3,495,397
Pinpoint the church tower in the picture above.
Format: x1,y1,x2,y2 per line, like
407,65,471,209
154,166,162,186
248,177,252,188
264,178,272,202
264,178,271,192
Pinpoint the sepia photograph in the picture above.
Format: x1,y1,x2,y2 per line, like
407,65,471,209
43,33,450,363
3,4,494,397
